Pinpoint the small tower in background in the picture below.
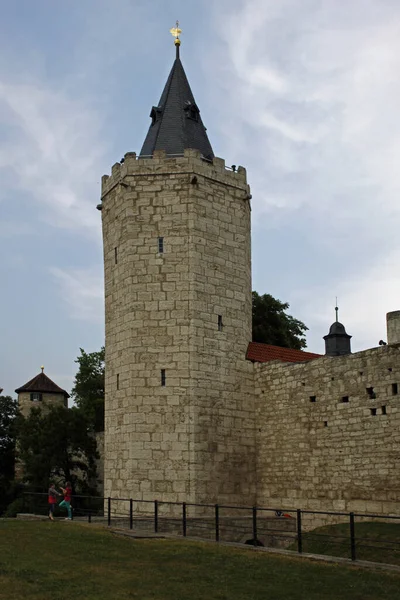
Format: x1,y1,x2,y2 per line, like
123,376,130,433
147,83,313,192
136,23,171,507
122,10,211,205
323,304,352,356
15,366,69,417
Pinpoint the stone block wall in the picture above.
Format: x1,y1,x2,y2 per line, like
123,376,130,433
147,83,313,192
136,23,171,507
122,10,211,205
254,344,400,515
387,311,400,344
17,392,67,418
101,149,256,507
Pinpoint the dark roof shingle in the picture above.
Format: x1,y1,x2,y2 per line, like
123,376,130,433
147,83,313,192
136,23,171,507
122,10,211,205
140,53,214,160
15,372,70,397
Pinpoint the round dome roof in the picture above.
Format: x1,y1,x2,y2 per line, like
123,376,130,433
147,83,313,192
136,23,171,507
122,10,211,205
328,321,348,335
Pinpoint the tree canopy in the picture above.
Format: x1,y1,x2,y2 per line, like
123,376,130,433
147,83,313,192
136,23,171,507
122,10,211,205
252,292,308,350
71,347,105,432
17,404,98,492
0,396,18,512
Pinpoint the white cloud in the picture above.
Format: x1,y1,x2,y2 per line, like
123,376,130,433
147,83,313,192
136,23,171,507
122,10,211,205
50,267,104,323
212,0,400,217
209,0,400,351
0,80,105,239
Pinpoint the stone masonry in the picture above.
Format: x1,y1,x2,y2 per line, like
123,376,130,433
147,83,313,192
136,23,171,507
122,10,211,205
18,392,67,418
101,148,256,507
98,39,400,521
255,343,400,516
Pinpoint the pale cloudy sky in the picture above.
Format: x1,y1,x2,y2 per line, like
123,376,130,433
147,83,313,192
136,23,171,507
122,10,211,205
1,0,399,397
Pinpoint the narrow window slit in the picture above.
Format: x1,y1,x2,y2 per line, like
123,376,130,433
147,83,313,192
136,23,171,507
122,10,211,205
117,374,119,390
392,383,398,395
114,247,118,264
161,369,166,387
324,421,328,427
218,315,223,331
370,408,377,416
382,405,387,415
158,237,164,254
341,396,349,403
310,396,316,403
366,387,376,399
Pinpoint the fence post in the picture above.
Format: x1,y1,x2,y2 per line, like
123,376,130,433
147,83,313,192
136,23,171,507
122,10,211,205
349,512,356,561
297,509,302,554
107,497,111,527
252,506,258,546
129,499,133,530
182,503,187,537
154,500,158,533
215,504,220,542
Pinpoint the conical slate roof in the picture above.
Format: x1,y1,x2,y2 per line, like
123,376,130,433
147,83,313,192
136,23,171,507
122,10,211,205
140,47,214,159
15,371,70,398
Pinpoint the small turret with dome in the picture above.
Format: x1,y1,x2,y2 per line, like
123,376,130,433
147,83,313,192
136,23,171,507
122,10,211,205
323,304,352,356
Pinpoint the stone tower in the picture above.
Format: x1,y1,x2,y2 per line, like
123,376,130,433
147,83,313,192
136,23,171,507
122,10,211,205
99,33,255,506
15,367,69,418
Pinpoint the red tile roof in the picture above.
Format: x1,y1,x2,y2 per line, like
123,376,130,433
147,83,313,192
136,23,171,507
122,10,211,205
15,372,70,397
246,342,321,364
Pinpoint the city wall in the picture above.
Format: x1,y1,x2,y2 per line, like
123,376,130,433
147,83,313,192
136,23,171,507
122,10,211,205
255,344,400,517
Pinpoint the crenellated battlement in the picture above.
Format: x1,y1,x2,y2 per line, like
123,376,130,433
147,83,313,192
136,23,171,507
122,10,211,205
100,148,249,201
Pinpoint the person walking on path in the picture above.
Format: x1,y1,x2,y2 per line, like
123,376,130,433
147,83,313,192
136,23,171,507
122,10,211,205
59,481,72,520
48,483,61,521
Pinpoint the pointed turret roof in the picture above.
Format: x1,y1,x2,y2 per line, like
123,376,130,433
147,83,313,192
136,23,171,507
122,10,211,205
140,41,214,159
15,369,70,398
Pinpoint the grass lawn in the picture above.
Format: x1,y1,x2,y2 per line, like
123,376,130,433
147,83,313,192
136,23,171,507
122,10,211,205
292,522,400,566
1,521,400,600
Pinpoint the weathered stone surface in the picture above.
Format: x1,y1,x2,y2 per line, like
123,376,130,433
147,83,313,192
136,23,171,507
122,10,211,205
255,345,400,514
18,392,66,418
387,311,400,344
101,150,255,506
100,148,400,521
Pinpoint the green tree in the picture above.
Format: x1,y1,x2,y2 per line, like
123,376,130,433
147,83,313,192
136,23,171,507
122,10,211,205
17,405,98,492
0,396,18,513
252,292,308,349
71,347,105,432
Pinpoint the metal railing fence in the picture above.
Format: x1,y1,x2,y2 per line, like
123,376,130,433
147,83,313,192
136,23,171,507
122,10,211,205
22,492,400,566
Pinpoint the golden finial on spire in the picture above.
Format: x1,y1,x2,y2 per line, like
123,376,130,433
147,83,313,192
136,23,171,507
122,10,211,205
41,365,44,373
170,20,182,47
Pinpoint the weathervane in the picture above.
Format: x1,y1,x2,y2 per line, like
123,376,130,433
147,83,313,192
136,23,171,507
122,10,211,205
335,298,339,323
170,20,182,56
